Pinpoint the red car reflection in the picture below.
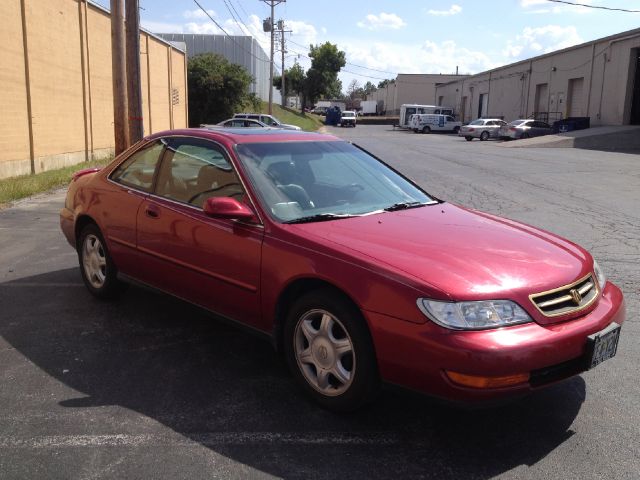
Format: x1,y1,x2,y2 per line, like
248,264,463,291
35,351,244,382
60,128,625,411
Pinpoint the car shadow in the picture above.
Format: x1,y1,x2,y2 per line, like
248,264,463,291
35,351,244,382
0,268,586,478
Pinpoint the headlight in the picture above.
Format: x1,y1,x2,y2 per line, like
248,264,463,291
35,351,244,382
593,259,607,291
417,299,532,330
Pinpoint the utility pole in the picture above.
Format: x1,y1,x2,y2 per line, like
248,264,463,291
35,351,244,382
277,20,291,108
125,0,143,143
110,0,129,155
261,0,284,115
280,21,285,107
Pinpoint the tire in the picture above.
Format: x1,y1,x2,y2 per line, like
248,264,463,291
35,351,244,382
422,126,431,134
283,289,380,412
465,136,473,141
453,126,460,134
77,223,124,300
480,131,490,141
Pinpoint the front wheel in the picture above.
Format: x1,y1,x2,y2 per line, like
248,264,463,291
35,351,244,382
284,289,379,412
422,126,431,134
465,136,473,141
77,223,124,299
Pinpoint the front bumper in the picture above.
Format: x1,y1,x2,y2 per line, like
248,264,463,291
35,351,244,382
366,282,625,403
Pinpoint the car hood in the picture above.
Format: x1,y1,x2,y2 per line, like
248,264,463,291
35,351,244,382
288,203,591,302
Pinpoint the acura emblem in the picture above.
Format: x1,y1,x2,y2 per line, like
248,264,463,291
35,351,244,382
318,345,328,360
569,288,582,305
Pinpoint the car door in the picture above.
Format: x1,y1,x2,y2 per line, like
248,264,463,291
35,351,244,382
135,136,264,327
104,140,166,274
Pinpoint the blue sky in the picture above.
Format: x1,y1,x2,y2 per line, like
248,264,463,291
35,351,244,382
93,0,640,90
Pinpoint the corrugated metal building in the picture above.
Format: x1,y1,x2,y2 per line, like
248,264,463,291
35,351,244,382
156,33,280,103
435,28,640,126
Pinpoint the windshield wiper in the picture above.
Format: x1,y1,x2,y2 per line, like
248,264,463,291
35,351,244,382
384,201,429,212
284,213,359,224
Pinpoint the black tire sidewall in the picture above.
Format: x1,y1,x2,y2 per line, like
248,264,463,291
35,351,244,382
283,289,379,412
77,223,122,299
480,131,489,141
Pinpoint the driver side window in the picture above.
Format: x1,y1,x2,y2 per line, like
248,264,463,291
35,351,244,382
154,138,245,208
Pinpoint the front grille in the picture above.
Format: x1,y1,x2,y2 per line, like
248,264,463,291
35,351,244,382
529,274,598,317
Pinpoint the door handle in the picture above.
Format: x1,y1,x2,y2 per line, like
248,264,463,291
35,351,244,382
145,205,160,219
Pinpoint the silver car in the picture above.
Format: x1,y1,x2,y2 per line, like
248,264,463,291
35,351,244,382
211,118,269,128
498,119,553,139
233,113,302,130
458,118,507,141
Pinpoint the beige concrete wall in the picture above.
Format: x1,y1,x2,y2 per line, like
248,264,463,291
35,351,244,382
436,29,640,125
368,74,468,115
0,0,187,180
147,37,171,133
0,1,32,177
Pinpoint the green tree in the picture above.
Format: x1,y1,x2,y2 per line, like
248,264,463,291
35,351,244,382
377,78,394,89
187,53,254,126
363,81,377,96
273,61,306,98
303,42,346,107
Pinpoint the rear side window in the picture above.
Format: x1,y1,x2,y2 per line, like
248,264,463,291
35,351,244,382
110,141,165,192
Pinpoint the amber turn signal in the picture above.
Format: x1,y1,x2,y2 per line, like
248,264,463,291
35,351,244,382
445,371,530,389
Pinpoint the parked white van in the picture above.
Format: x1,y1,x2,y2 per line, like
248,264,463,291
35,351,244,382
410,114,462,134
398,104,455,128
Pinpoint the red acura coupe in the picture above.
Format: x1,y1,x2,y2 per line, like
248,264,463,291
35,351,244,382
60,128,625,411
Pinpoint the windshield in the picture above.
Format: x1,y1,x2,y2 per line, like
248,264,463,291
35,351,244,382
342,112,355,117
235,141,435,222
469,119,485,125
509,120,526,126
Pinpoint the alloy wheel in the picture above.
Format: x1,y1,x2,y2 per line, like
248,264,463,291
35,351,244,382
294,309,355,397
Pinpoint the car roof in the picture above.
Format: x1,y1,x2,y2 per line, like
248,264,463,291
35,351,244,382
146,128,339,144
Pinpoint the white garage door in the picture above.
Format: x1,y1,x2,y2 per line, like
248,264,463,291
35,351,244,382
568,78,584,117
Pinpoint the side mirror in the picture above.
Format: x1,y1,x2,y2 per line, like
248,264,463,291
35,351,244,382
203,197,256,222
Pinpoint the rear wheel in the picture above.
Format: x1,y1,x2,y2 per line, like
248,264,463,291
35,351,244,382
465,136,473,141
77,223,124,299
453,126,460,134
480,131,490,141
422,126,431,134
283,289,379,412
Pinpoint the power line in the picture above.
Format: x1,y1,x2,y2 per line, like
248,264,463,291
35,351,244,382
545,0,640,13
287,37,400,75
192,0,270,63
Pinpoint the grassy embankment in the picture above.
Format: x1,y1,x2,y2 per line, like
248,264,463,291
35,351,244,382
0,157,113,208
257,103,324,131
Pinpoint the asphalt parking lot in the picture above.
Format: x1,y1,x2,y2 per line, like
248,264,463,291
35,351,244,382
0,125,638,479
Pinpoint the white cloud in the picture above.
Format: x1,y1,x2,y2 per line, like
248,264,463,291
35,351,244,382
357,13,406,31
520,0,594,14
183,9,216,20
338,38,497,81
502,25,584,58
426,4,462,16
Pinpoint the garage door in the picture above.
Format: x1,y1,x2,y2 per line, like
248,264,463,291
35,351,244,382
568,78,584,117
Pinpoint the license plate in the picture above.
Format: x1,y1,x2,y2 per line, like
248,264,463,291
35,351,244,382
586,322,621,369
